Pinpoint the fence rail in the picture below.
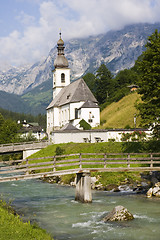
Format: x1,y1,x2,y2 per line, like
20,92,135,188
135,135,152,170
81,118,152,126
0,152,160,182
0,140,50,153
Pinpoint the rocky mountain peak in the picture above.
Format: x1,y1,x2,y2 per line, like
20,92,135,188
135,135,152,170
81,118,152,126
0,22,160,96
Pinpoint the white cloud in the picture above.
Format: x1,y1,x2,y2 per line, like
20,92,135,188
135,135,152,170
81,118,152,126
16,11,36,26
0,0,160,66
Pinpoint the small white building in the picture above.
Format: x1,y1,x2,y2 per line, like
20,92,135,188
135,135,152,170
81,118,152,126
46,34,100,135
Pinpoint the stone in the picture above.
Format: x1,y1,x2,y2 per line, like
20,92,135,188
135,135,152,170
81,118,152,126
103,205,134,222
152,187,160,195
105,184,120,192
155,192,160,198
155,182,160,187
91,177,97,190
146,188,153,198
151,177,159,185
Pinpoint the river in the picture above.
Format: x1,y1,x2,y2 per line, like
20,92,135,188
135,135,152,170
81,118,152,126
0,178,160,240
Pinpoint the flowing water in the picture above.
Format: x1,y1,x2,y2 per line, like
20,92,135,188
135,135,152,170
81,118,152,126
0,178,160,240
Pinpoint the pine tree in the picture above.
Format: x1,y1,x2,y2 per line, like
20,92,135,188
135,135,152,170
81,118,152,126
136,29,160,139
95,64,113,104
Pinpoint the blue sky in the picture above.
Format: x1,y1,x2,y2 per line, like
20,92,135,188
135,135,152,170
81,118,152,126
0,0,160,67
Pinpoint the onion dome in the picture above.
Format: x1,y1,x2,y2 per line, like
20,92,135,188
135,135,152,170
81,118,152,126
54,32,69,68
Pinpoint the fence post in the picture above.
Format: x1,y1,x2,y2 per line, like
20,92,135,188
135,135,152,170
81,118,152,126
26,159,29,175
53,156,56,172
127,154,130,168
150,153,153,168
79,153,82,169
104,153,106,168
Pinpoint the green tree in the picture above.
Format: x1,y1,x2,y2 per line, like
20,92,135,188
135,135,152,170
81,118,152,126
0,113,5,127
0,119,20,144
136,29,160,139
83,73,96,96
115,68,139,88
95,64,113,104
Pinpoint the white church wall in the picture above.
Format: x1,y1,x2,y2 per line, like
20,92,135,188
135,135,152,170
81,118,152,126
81,108,100,128
50,129,152,144
46,108,54,135
69,102,85,120
53,107,59,127
53,68,70,88
50,131,108,144
53,68,70,98
60,104,70,127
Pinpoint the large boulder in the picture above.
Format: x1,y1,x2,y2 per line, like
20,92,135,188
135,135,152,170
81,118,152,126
146,182,160,198
146,188,153,198
103,205,134,222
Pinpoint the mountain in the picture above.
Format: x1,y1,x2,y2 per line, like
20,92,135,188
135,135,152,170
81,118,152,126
0,23,160,114
0,90,31,113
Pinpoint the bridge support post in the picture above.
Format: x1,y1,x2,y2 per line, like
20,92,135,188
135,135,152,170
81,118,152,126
75,171,92,203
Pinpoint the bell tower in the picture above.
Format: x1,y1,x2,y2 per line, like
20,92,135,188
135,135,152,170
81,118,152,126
53,32,70,99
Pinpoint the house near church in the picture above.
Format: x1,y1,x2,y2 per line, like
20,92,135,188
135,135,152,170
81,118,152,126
46,34,100,135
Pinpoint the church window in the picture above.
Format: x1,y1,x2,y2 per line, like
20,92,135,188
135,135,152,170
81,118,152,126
67,93,70,99
88,111,92,122
88,119,93,123
75,108,78,119
61,73,65,83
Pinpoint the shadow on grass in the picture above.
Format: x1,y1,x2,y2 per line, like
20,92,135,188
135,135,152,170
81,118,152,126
122,140,160,153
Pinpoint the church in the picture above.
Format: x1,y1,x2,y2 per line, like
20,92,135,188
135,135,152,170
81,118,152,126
46,33,100,135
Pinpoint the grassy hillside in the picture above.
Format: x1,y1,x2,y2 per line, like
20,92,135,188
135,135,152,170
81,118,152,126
100,92,142,129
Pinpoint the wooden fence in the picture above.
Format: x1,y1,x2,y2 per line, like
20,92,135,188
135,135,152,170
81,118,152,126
0,140,50,153
0,152,160,182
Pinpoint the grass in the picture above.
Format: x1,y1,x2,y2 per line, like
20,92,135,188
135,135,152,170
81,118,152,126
31,142,124,158
100,92,142,129
0,200,53,240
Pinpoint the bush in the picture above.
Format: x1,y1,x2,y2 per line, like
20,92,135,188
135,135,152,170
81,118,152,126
55,146,65,155
79,119,91,130
121,130,147,142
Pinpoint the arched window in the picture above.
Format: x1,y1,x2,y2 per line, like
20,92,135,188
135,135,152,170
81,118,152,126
61,73,65,83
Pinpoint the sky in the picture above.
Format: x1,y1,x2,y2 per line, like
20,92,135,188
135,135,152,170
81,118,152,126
0,0,160,67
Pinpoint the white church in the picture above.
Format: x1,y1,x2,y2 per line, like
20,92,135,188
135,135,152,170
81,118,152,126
46,33,100,135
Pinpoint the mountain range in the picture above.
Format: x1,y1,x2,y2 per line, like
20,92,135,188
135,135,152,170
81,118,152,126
0,22,160,115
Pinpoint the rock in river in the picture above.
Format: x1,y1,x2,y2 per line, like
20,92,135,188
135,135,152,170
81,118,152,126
103,205,134,222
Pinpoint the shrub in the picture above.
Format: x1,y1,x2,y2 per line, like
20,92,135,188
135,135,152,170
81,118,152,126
79,119,91,130
121,130,146,142
55,146,65,155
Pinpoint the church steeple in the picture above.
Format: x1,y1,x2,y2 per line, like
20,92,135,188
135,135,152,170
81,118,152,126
52,32,70,99
54,31,69,68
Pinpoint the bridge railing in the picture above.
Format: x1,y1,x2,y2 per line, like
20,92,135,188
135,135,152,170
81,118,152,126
0,153,160,179
0,140,50,153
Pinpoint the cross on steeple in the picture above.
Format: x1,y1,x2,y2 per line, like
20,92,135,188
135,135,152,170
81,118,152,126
59,29,61,39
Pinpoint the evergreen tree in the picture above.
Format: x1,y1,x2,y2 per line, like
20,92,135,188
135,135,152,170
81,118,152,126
83,73,96,96
95,64,113,104
136,29,160,139
0,113,4,127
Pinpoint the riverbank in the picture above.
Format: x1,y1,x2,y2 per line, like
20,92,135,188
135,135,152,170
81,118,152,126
42,171,154,194
0,199,53,240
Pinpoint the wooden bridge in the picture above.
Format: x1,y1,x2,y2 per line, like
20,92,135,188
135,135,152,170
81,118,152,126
0,141,50,158
0,152,160,202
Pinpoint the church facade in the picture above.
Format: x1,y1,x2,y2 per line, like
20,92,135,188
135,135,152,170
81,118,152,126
46,34,100,135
